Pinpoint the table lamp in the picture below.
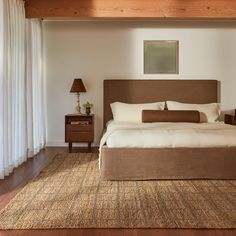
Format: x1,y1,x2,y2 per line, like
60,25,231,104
70,78,86,114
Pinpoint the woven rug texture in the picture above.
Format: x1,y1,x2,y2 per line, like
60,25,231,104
0,153,235,229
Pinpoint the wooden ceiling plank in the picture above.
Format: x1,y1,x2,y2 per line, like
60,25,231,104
25,0,236,19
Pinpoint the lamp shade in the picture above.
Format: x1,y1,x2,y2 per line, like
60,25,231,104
70,78,86,93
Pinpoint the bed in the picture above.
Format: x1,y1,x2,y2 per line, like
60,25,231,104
100,79,236,180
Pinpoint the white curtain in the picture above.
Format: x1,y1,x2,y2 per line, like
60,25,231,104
0,0,27,179
26,19,46,157
0,0,4,179
0,0,45,179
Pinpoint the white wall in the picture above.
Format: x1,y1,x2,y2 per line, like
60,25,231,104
43,21,236,146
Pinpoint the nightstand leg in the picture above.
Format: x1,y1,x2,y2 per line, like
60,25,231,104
69,142,72,153
88,142,91,152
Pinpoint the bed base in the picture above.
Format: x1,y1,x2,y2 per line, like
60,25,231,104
100,146,236,180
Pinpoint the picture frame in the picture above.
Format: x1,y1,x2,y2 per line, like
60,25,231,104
144,40,179,74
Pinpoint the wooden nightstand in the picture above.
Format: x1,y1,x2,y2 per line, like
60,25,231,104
65,114,94,152
224,114,236,126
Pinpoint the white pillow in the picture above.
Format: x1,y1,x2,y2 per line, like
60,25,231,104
166,101,221,123
110,102,165,123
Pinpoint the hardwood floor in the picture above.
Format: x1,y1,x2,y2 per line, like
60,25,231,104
0,147,235,236
0,229,235,236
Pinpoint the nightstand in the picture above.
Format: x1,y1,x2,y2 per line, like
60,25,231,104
65,114,94,152
224,114,236,126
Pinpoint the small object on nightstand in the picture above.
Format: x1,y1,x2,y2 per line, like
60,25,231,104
224,113,236,126
83,101,93,115
65,114,94,152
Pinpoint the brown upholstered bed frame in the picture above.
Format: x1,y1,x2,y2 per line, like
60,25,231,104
100,79,236,180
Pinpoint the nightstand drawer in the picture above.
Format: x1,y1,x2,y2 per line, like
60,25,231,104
225,114,236,125
66,124,93,132
66,131,93,142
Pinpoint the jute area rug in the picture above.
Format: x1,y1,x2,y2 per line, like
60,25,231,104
0,153,235,229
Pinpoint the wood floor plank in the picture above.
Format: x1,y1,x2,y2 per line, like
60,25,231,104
0,147,235,236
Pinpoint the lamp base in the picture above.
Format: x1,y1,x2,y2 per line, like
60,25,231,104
76,93,82,114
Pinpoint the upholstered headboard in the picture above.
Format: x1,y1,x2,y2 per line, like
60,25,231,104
103,79,219,127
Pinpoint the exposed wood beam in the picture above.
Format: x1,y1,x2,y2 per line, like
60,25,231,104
25,0,236,19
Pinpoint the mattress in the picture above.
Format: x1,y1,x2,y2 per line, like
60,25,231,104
100,121,236,148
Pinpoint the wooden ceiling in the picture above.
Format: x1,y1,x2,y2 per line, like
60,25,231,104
25,0,236,19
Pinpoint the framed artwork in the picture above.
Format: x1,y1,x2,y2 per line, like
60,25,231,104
144,40,179,74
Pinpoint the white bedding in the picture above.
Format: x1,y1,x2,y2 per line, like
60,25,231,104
100,121,236,149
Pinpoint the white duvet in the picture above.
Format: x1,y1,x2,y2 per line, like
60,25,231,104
100,121,236,149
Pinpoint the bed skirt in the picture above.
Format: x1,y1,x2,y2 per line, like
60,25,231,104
100,146,236,180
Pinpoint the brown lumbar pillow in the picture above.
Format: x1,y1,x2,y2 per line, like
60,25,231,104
142,110,200,123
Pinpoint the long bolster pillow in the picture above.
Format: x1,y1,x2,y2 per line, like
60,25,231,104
142,110,200,123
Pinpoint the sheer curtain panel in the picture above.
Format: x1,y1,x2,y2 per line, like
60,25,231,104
0,0,45,179
26,19,46,157
0,0,27,179
0,0,4,179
